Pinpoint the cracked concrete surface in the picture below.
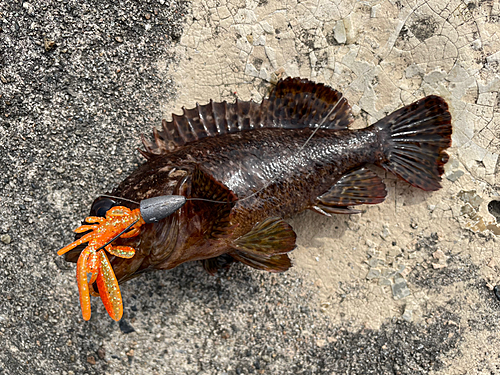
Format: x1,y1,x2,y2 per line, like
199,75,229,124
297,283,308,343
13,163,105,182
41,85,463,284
1,0,500,374
168,1,500,370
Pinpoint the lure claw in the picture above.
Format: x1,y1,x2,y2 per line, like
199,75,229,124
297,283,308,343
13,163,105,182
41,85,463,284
76,251,92,321
85,216,106,224
97,251,123,321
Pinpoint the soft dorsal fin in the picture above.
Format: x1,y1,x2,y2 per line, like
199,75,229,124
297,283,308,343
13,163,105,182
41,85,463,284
141,78,353,157
263,77,352,131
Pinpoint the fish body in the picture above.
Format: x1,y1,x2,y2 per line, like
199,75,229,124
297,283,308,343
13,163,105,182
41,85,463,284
125,127,380,218
62,78,452,316
108,128,377,274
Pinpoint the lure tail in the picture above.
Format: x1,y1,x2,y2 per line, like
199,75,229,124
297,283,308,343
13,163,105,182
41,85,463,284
374,95,452,191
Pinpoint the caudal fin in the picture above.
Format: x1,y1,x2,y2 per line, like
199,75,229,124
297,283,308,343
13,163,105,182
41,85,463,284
374,96,452,191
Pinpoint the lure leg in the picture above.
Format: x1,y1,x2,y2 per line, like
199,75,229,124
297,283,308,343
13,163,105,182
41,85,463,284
96,251,123,321
89,282,100,297
119,227,141,238
57,231,96,256
74,225,99,233
85,216,106,224
106,245,136,259
76,251,92,321
88,271,100,297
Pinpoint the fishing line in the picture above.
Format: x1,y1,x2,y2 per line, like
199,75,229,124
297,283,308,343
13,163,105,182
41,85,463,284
95,218,140,252
221,94,344,205
89,96,344,248
98,194,235,205
165,98,342,206
97,96,344,213
98,194,141,205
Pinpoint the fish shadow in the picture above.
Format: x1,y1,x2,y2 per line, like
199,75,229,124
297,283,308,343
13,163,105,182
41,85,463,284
121,259,283,318
290,209,350,248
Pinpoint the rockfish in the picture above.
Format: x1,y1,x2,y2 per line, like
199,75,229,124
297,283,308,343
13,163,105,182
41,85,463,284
59,78,452,321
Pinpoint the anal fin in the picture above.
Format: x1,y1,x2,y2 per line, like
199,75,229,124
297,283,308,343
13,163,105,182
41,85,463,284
314,168,387,215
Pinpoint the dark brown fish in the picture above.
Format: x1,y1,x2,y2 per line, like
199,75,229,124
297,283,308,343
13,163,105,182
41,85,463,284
65,77,452,285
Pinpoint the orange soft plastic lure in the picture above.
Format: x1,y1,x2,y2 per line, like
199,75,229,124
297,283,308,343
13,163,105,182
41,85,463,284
57,207,145,321
58,195,186,321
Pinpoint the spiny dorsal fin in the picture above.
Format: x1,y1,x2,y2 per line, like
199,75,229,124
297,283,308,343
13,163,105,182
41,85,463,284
141,78,353,157
313,168,387,216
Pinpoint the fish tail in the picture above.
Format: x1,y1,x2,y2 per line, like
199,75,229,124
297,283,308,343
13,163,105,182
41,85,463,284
374,95,452,191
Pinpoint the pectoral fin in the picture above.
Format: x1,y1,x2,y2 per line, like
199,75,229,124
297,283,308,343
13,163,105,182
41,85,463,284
313,168,387,215
231,217,296,255
191,165,238,238
231,252,292,273
229,217,296,273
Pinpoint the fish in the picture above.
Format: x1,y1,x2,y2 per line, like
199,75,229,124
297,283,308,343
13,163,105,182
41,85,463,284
59,77,452,321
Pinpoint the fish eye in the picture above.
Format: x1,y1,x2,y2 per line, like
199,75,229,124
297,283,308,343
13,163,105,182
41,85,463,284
90,197,117,217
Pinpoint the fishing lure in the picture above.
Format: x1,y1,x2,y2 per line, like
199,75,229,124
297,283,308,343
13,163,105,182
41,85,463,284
59,77,452,321
57,196,186,321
